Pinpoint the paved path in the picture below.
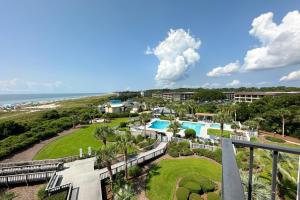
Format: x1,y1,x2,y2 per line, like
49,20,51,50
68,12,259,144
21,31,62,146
57,142,167,200
0,126,81,163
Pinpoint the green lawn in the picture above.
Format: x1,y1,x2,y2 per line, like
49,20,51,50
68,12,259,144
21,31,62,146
207,128,231,138
146,158,221,200
34,118,128,160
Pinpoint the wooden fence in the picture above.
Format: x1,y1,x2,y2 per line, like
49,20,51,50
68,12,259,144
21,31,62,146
99,143,167,180
0,163,63,176
0,171,55,186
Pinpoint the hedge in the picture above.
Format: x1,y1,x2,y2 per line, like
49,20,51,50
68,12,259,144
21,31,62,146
207,192,220,200
183,182,202,194
198,177,215,193
265,136,285,143
189,193,203,200
192,149,222,164
176,187,190,200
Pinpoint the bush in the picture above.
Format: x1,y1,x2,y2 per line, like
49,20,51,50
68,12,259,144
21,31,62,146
189,193,203,200
168,141,192,157
168,148,180,157
135,135,144,144
250,136,259,142
176,187,190,200
128,165,142,177
184,129,196,139
37,186,47,200
181,149,193,156
105,112,138,119
119,122,127,128
207,192,220,200
198,177,215,193
183,181,202,193
265,136,285,143
192,148,222,163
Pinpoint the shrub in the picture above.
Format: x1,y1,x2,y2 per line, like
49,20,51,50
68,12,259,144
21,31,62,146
189,193,203,200
119,122,127,128
179,177,199,187
168,141,191,157
265,136,285,143
128,165,142,177
176,187,190,200
184,129,196,139
135,135,144,144
198,177,215,193
250,136,259,142
207,192,220,200
181,149,193,156
183,181,202,193
192,148,222,163
168,148,179,157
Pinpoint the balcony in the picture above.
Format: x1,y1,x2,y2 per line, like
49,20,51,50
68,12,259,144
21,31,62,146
222,138,300,200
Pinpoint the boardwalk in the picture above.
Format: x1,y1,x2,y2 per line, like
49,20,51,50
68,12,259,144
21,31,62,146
57,142,167,200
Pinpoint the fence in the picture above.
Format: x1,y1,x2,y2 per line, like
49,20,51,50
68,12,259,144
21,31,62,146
230,135,249,141
45,172,73,200
190,143,218,151
99,143,167,180
171,137,190,143
0,163,63,176
0,171,55,186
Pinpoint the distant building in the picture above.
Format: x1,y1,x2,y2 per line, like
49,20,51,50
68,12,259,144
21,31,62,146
152,92,195,102
222,92,235,101
115,91,140,97
234,91,300,103
104,99,126,113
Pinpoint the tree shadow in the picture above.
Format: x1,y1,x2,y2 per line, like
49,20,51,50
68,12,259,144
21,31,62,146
145,163,161,191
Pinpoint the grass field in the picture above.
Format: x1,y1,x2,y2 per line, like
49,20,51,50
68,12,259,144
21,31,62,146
34,118,128,160
146,158,221,200
207,128,231,138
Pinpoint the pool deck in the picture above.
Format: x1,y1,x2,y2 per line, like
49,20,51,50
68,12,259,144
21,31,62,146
145,118,232,139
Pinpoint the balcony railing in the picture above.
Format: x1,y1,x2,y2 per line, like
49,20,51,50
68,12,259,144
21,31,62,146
222,138,300,200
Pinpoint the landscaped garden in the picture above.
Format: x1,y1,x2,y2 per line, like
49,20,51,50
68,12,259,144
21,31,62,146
34,118,129,160
146,158,221,200
207,128,231,138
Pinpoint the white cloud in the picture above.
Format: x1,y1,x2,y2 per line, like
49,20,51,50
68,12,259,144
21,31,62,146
226,80,241,87
280,70,300,82
146,29,201,86
207,61,240,77
0,78,63,92
243,10,300,71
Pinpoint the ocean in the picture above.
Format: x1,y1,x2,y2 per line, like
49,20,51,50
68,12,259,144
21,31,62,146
0,93,105,106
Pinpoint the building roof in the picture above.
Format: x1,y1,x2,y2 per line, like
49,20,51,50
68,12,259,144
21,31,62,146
234,91,300,96
195,113,216,117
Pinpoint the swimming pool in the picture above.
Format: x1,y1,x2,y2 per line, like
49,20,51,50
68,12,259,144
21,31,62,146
149,120,204,136
210,123,220,129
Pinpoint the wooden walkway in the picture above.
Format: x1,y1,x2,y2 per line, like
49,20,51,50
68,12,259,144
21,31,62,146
0,171,55,186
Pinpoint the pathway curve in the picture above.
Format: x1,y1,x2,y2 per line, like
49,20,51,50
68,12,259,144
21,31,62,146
0,126,81,163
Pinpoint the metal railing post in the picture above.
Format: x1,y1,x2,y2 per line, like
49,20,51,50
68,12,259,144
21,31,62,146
297,155,300,200
271,151,279,200
248,147,254,200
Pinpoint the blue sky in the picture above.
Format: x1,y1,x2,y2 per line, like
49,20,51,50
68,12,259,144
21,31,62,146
0,0,299,93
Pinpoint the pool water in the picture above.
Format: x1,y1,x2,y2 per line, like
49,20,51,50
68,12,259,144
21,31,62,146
149,120,204,136
210,123,220,129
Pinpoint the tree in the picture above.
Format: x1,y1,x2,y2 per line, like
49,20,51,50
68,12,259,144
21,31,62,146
139,113,151,135
94,125,113,146
214,106,232,138
117,134,133,180
230,104,239,122
185,100,198,116
276,109,291,137
96,144,117,190
168,121,181,136
184,128,196,139
253,116,265,135
231,122,239,134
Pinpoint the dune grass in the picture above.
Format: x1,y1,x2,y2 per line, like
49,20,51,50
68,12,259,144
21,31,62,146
34,118,128,160
146,158,221,200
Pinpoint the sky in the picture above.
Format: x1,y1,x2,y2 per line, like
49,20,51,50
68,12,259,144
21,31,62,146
0,0,299,94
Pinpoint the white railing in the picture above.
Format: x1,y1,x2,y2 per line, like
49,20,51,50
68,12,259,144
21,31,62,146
230,135,250,141
190,143,218,151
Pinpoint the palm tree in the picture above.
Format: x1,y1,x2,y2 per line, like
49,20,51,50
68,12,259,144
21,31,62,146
70,115,78,128
139,113,150,136
231,122,239,134
230,103,239,122
214,108,232,138
117,134,132,179
277,108,291,137
168,121,181,136
185,100,198,116
253,117,265,135
94,125,113,146
244,120,258,131
96,144,117,190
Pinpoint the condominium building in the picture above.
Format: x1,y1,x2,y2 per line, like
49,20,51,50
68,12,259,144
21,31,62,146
152,92,195,101
234,91,300,103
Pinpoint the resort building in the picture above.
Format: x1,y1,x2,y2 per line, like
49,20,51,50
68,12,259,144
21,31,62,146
234,91,300,103
222,92,235,101
104,100,126,113
152,92,195,102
